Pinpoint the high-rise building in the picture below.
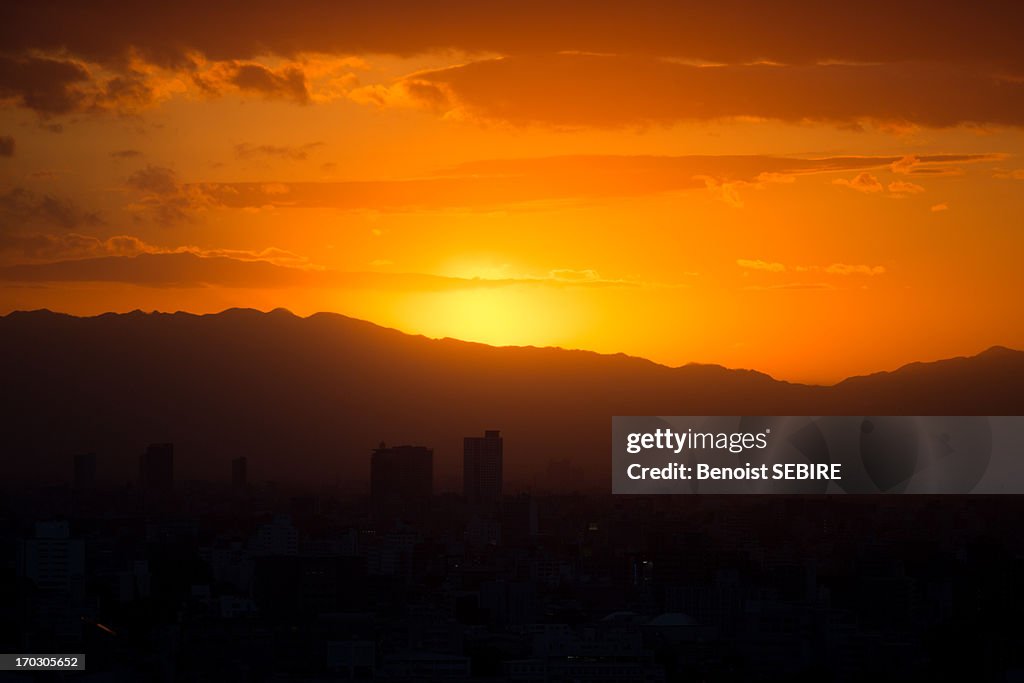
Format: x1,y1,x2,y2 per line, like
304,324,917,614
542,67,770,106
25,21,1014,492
73,452,97,489
232,456,247,487
252,514,299,557
139,443,174,493
370,443,433,504
464,430,503,504
17,521,85,592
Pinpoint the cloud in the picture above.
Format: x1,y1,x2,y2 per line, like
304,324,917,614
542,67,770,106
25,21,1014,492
0,252,309,288
91,72,154,113
186,153,998,212
0,53,339,118
234,142,325,161
2,4,1022,130
0,186,103,230
0,56,90,116
740,260,885,276
931,203,950,212
2,6,1022,128
227,63,310,103
0,232,108,258
126,165,179,195
743,282,835,291
823,263,886,276
1,2,1021,69
0,232,178,260
836,172,931,197
372,55,1024,129
125,165,209,224
0,231,313,268
993,169,1024,180
110,148,142,159
698,177,744,208
0,251,654,291
549,268,602,282
737,259,786,273
0,135,13,156
541,268,653,286
0,55,161,117
833,173,884,193
887,181,926,195
890,154,975,177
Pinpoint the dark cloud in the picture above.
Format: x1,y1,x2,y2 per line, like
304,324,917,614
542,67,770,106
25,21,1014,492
188,153,999,211
0,186,103,230
229,63,309,103
0,135,13,156
0,232,125,259
93,72,154,112
396,55,1024,129
110,148,142,159
0,252,305,288
126,165,179,195
234,142,324,161
0,232,311,267
0,252,646,290
0,55,90,116
125,165,204,225
0,232,69,256
0,55,158,117
3,5,1020,126
0,1,1021,69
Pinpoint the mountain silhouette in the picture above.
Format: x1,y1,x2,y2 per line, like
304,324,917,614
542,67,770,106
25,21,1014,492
1,308,1021,490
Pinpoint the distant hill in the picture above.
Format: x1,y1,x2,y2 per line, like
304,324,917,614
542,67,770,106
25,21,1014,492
1,309,1021,490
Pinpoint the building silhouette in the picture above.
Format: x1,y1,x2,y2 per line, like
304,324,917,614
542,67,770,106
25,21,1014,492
464,430,503,504
370,443,432,504
252,514,299,557
232,456,247,487
139,443,174,493
73,452,97,489
17,521,85,592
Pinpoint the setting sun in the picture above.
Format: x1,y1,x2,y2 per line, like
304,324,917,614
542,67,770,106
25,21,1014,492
1,2,1022,382
395,287,587,350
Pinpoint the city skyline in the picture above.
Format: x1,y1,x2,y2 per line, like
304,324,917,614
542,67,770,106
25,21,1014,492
3,4,1022,679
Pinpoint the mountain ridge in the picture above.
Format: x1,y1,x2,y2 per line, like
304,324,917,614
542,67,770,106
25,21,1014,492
3,306,1014,388
1,308,1021,490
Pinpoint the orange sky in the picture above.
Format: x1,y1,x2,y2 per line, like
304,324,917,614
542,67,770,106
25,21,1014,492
1,2,1022,383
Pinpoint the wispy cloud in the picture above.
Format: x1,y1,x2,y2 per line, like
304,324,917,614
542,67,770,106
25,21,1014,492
0,251,670,291
737,259,786,273
0,186,102,230
835,172,930,197
887,181,925,196
234,142,325,161
739,259,886,276
359,56,1024,130
834,172,884,193
124,165,212,225
0,231,313,268
164,153,998,214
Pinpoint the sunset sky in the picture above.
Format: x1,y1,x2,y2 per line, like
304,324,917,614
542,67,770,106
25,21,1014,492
1,1,1022,382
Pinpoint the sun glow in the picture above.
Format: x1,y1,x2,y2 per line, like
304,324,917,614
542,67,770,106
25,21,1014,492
395,287,586,349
